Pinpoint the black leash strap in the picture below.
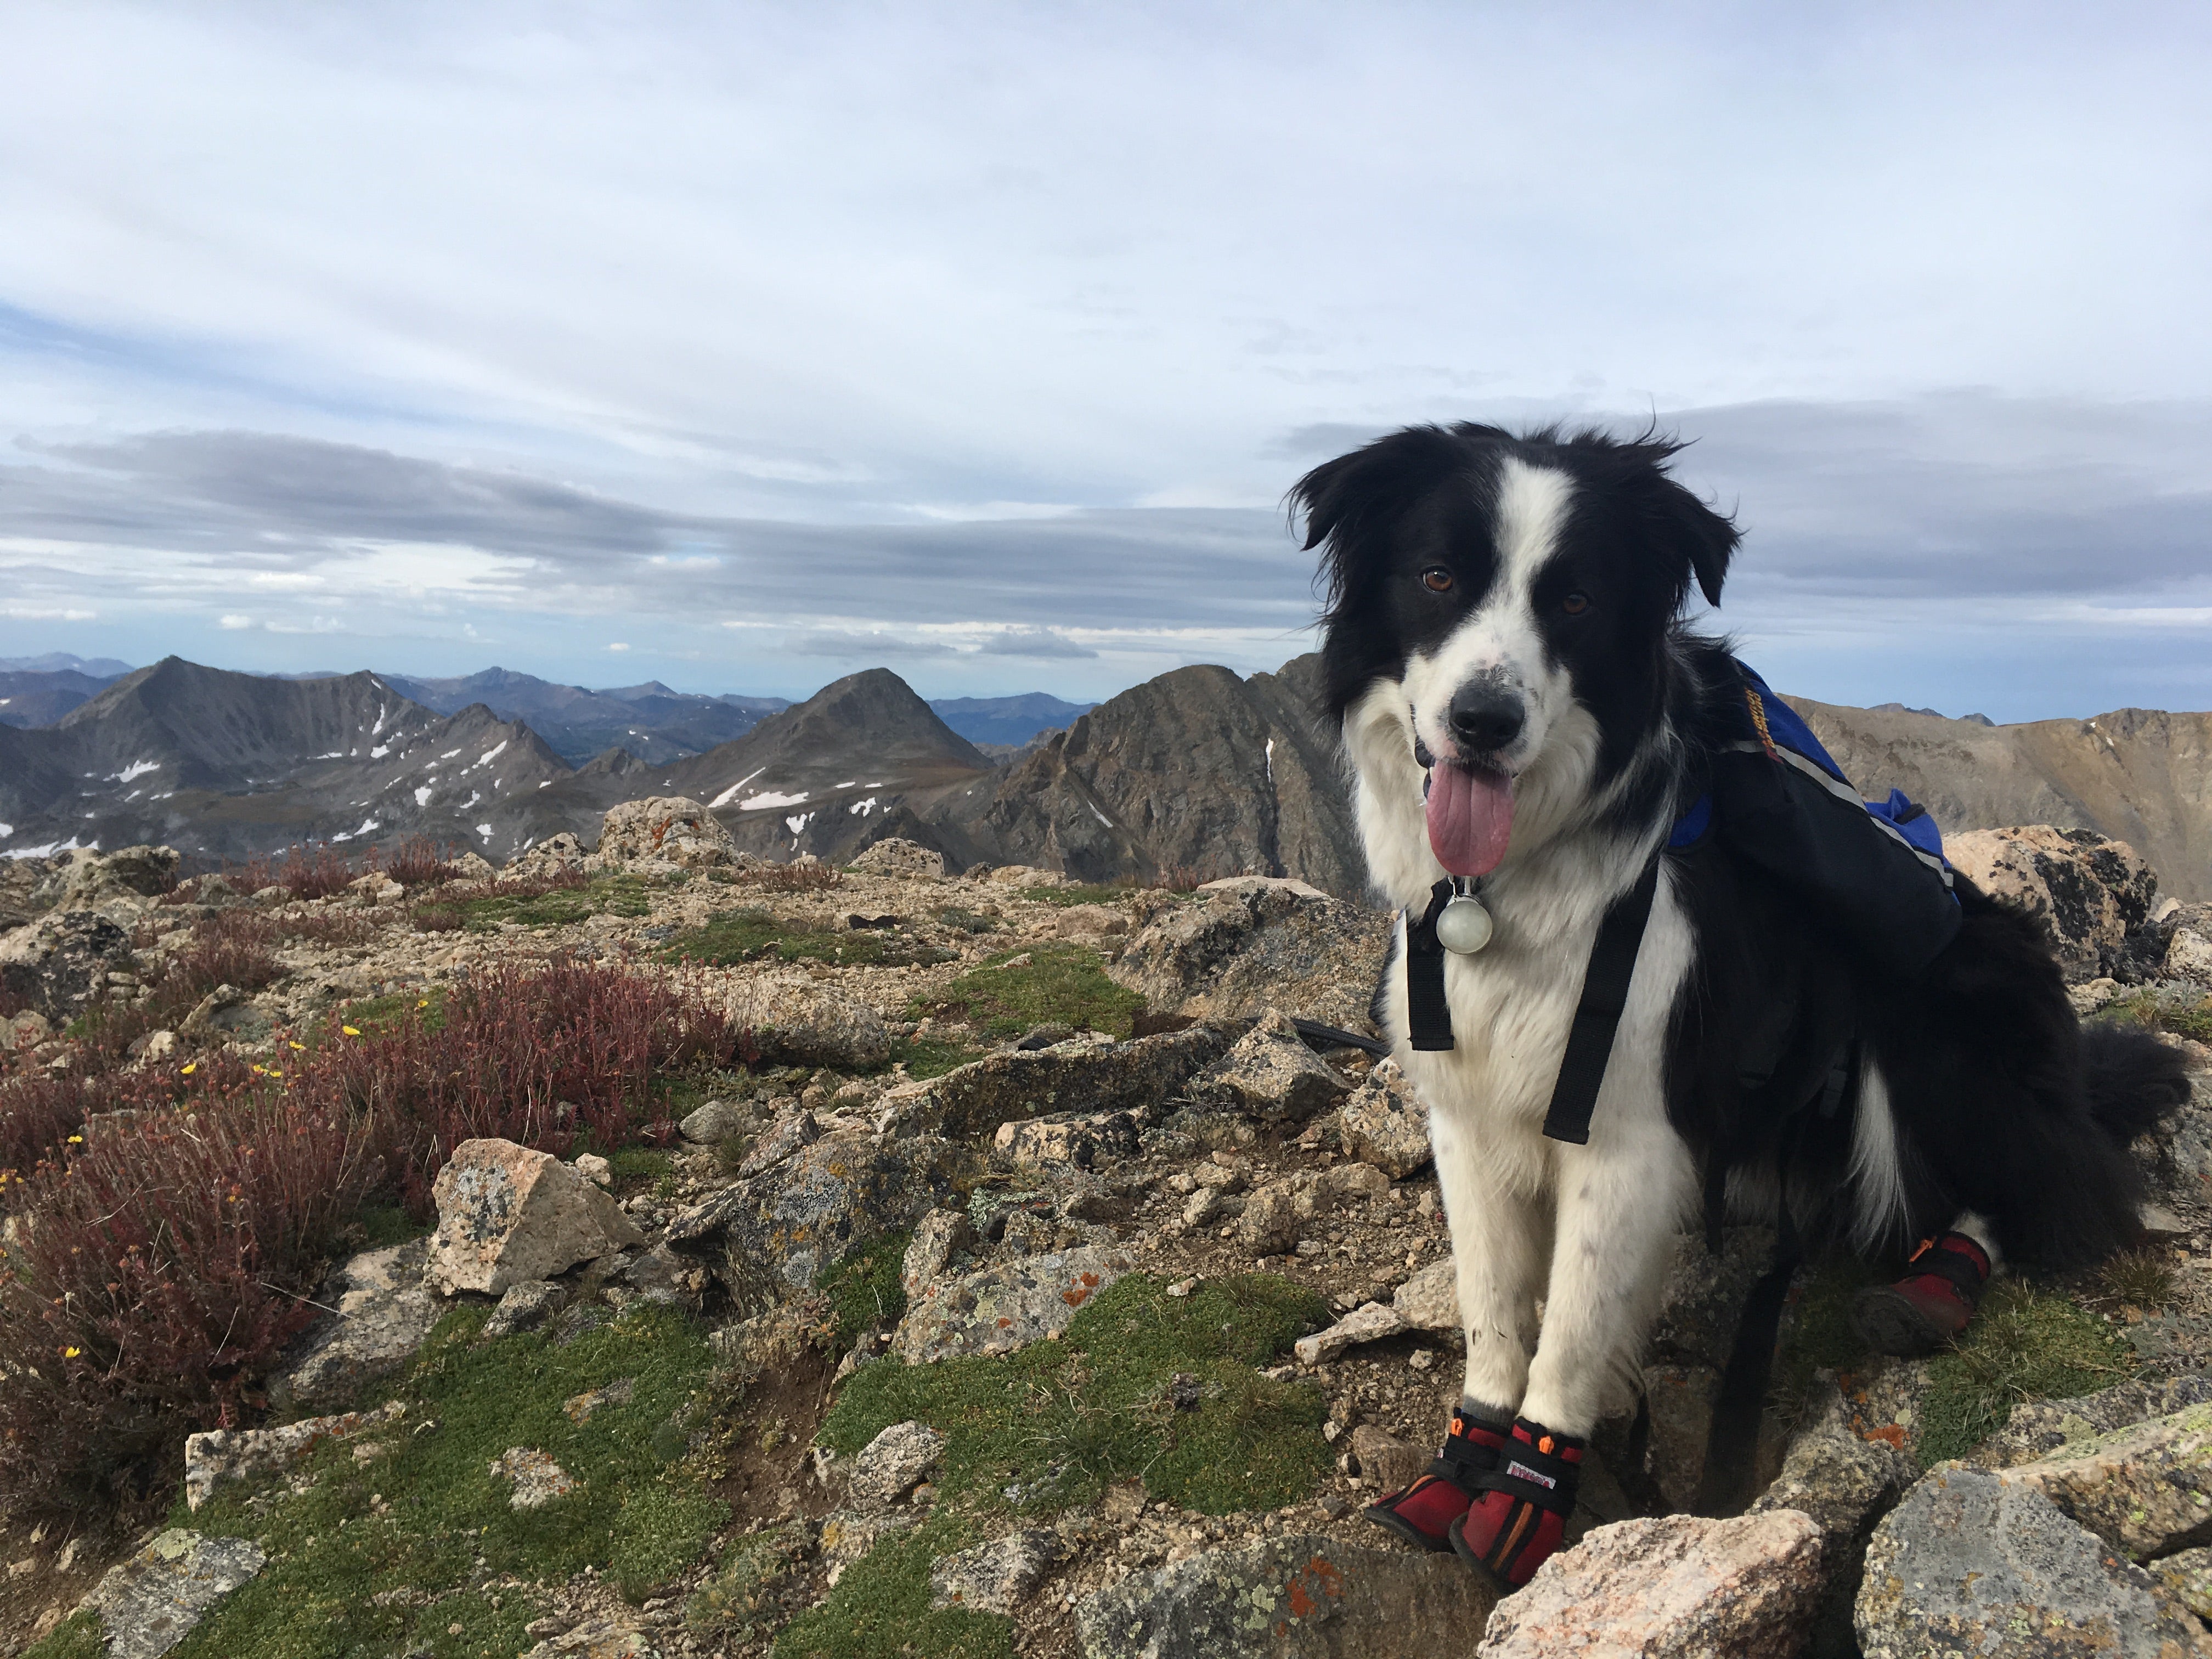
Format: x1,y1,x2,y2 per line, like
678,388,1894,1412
1406,879,1457,1052
1540,851,1662,1146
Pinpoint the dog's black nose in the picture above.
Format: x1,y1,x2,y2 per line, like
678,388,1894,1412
1447,684,1525,753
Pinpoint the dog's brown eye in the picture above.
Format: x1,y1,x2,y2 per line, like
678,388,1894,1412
1562,591,1590,615
1421,568,1453,593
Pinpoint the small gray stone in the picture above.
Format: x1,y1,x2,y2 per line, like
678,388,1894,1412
1348,1426,1427,1496
1335,1060,1432,1178
607,1243,707,1310
1192,1011,1353,1124
183,1401,405,1510
272,1237,441,1412
930,1527,1062,1613
489,1446,577,1509
1857,1466,2211,1658
901,1209,975,1302
736,1108,820,1177
848,1420,944,1508
894,1245,1134,1363
1293,1301,1407,1365
481,1279,569,1340
427,1137,645,1297
851,837,947,878
1074,1533,1492,1658
721,977,895,1070
679,1100,749,1146
820,1509,917,1584
1391,1260,1459,1334
77,1530,267,1659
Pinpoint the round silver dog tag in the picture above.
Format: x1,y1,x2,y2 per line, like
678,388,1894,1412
1435,894,1494,954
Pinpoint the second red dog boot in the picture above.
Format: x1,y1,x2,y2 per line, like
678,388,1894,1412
1851,1231,1991,1356
1449,1418,1583,1590
1363,1404,1511,1553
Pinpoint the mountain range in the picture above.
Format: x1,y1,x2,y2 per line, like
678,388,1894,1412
1,654,2207,902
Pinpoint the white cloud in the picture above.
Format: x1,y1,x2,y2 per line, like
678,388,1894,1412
219,613,252,629
607,641,630,651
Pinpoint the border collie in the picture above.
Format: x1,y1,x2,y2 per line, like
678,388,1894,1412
1295,422,2190,1588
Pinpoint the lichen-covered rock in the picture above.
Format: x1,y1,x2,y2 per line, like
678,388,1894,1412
2169,928,2212,985
593,795,741,868
490,1446,577,1509
1754,1381,1914,1541
1946,826,2162,983
76,1529,267,1659
427,1138,645,1296
0,906,133,1017
1074,1533,1493,1658
520,1616,649,1658
678,1099,749,1146
930,1526,1061,1613
1335,1060,1431,1177
1649,1228,1778,1372
851,837,947,879
1191,1011,1353,1124
994,1107,1143,1168
893,1245,1133,1362
1348,1425,1429,1497
665,1131,970,1307
723,977,895,1071
183,1401,405,1510
2157,1545,2212,1623
1479,1510,1824,1658
1987,1398,2212,1559
481,1278,570,1340
508,831,589,877
1391,1260,1459,1334
272,1237,441,1411
1857,1466,2212,1658
820,1510,916,1584
1293,1300,1407,1365
848,1420,944,1508
901,1208,976,1301
1107,878,1392,1034
1972,1373,2212,1470
876,1025,1228,1142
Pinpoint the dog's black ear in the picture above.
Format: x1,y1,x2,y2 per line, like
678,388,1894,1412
1646,476,1739,609
1291,425,1467,554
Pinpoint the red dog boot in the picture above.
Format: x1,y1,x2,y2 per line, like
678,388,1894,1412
1364,1404,1511,1553
1851,1231,1991,1357
1449,1418,1583,1590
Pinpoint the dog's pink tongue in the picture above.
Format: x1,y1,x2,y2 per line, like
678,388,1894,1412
1426,762,1515,877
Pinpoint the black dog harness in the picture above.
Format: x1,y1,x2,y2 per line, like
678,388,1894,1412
1404,849,1664,1146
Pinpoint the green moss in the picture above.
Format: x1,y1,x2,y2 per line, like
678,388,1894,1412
2096,989,2212,1046
168,1304,727,1659
607,1146,675,1183
454,874,654,930
816,1233,912,1347
1917,1279,2135,1465
933,907,1001,935
1017,884,1133,909
20,1613,104,1659
1771,1251,1884,1419
328,988,448,1039
820,1273,1328,1515
915,945,1146,1040
661,909,954,969
781,1273,1325,1659
895,1037,990,1080
686,1520,814,1640
353,1204,428,1250
773,1514,1013,1659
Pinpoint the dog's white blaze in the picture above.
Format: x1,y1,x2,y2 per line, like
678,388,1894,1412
1401,459,1577,776
1847,1062,1910,1253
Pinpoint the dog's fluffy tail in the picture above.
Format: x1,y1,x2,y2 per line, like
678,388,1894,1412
2083,1021,2195,1146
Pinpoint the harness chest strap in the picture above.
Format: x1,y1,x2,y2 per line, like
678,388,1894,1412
1402,849,1663,1146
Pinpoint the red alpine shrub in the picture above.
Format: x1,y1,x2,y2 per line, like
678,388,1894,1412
322,955,744,1198
376,836,463,888
0,1094,379,1513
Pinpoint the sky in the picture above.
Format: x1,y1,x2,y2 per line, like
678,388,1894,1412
3,3,2211,720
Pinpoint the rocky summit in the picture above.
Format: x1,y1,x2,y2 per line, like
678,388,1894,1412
1,796,2211,1657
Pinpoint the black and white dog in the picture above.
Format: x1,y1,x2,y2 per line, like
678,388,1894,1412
1295,422,2189,1587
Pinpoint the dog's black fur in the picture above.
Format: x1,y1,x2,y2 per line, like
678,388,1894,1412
1299,421,2190,1268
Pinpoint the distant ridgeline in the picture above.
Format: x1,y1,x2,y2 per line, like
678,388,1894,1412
1,656,2207,901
